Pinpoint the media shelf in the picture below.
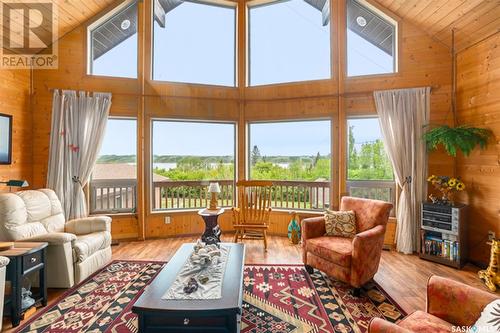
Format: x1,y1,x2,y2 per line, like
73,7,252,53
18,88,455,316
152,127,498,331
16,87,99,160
419,202,467,269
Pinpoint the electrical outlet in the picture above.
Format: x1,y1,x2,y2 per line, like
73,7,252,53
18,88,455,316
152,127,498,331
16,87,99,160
488,231,496,241
164,216,171,225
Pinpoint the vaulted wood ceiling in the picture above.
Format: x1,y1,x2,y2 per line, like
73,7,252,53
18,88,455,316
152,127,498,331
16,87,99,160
5,0,499,53
373,0,500,51
50,0,118,37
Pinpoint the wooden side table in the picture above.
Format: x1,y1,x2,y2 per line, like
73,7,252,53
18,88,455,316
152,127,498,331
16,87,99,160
0,242,48,327
198,208,224,243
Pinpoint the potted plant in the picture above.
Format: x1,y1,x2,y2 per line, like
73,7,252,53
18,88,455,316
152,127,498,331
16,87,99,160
423,125,492,157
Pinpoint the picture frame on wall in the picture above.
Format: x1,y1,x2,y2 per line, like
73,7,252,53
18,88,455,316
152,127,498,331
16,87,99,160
0,113,12,165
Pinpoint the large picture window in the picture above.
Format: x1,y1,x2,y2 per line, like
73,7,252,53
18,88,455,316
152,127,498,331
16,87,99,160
152,0,236,86
91,118,137,214
347,117,395,211
248,0,331,86
152,120,236,211
248,120,331,210
347,0,396,77
88,1,138,78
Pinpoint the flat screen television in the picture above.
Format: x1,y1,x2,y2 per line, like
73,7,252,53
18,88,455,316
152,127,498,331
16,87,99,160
0,113,12,165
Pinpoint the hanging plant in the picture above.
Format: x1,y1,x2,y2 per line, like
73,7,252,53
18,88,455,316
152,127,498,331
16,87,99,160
423,125,493,157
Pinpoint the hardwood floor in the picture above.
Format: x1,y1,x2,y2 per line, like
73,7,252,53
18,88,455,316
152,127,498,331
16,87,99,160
2,235,493,332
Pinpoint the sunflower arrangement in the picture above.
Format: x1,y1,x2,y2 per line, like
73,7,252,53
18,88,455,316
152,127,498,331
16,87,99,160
427,175,466,205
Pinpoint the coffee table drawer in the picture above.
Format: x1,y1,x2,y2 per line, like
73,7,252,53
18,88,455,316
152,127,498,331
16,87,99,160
142,313,239,333
23,251,42,273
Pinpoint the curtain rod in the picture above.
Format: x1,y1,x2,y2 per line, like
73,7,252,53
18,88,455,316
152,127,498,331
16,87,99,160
47,85,439,102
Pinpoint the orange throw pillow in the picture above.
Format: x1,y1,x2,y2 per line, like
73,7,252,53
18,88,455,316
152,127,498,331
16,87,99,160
324,210,357,238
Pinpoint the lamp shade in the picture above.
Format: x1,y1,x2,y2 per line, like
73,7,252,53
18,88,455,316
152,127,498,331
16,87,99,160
208,182,221,193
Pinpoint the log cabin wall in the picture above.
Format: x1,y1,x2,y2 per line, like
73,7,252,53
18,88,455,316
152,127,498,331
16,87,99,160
0,69,32,193
30,0,453,242
456,32,500,266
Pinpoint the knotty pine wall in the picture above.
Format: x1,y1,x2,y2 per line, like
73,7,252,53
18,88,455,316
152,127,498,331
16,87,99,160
456,32,500,265
30,0,454,243
0,69,32,192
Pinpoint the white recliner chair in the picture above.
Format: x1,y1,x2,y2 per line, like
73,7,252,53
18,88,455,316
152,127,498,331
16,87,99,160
0,189,112,288
0,256,9,331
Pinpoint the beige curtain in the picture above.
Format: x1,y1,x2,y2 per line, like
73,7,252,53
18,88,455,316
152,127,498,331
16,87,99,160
374,87,430,254
47,90,112,219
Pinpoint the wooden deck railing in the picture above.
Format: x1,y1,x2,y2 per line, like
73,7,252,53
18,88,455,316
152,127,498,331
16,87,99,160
152,180,331,211
152,180,234,210
89,179,395,214
90,179,137,214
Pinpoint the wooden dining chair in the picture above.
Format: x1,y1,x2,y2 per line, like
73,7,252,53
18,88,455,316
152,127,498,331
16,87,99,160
232,180,273,250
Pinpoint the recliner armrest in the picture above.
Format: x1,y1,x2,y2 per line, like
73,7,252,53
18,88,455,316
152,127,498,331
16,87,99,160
21,232,76,245
65,216,112,235
0,256,9,268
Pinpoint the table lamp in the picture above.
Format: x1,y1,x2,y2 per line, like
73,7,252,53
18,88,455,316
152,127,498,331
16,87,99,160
0,179,29,192
208,182,221,210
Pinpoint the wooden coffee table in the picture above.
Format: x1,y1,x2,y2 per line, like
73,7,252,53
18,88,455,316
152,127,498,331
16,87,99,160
132,243,245,333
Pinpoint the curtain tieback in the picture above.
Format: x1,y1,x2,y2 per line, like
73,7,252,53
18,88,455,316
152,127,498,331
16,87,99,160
72,176,83,187
402,176,412,187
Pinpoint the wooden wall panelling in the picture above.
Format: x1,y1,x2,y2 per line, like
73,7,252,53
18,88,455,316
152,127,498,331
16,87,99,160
456,32,500,265
0,69,32,192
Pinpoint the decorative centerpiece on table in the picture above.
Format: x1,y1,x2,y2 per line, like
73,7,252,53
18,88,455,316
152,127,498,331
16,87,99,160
427,175,465,205
182,240,222,294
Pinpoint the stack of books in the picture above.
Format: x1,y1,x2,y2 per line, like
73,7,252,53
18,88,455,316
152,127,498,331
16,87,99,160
423,234,459,261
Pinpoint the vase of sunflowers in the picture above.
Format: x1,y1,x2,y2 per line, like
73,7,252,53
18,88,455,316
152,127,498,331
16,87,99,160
427,175,466,205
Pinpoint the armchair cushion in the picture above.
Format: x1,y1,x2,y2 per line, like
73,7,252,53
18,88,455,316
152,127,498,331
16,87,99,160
22,232,76,245
324,210,356,238
65,216,112,235
305,236,352,267
473,299,500,333
397,311,453,333
73,231,111,263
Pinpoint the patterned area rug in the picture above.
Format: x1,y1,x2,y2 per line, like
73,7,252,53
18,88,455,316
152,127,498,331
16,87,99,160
17,261,405,333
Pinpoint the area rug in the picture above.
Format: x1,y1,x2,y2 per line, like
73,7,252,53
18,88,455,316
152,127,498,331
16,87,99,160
17,261,405,333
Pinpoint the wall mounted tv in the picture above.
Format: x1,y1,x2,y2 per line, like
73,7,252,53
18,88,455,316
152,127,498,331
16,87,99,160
0,113,12,165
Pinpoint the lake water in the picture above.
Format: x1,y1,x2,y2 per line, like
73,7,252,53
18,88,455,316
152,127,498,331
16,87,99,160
153,163,177,170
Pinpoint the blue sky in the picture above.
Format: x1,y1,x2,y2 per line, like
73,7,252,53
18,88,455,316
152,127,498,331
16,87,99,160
249,121,331,156
96,0,391,157
100,118,382,157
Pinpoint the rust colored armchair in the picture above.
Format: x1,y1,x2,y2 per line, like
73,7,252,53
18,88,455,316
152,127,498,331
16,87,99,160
369,275,499,333
302,196,392,293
